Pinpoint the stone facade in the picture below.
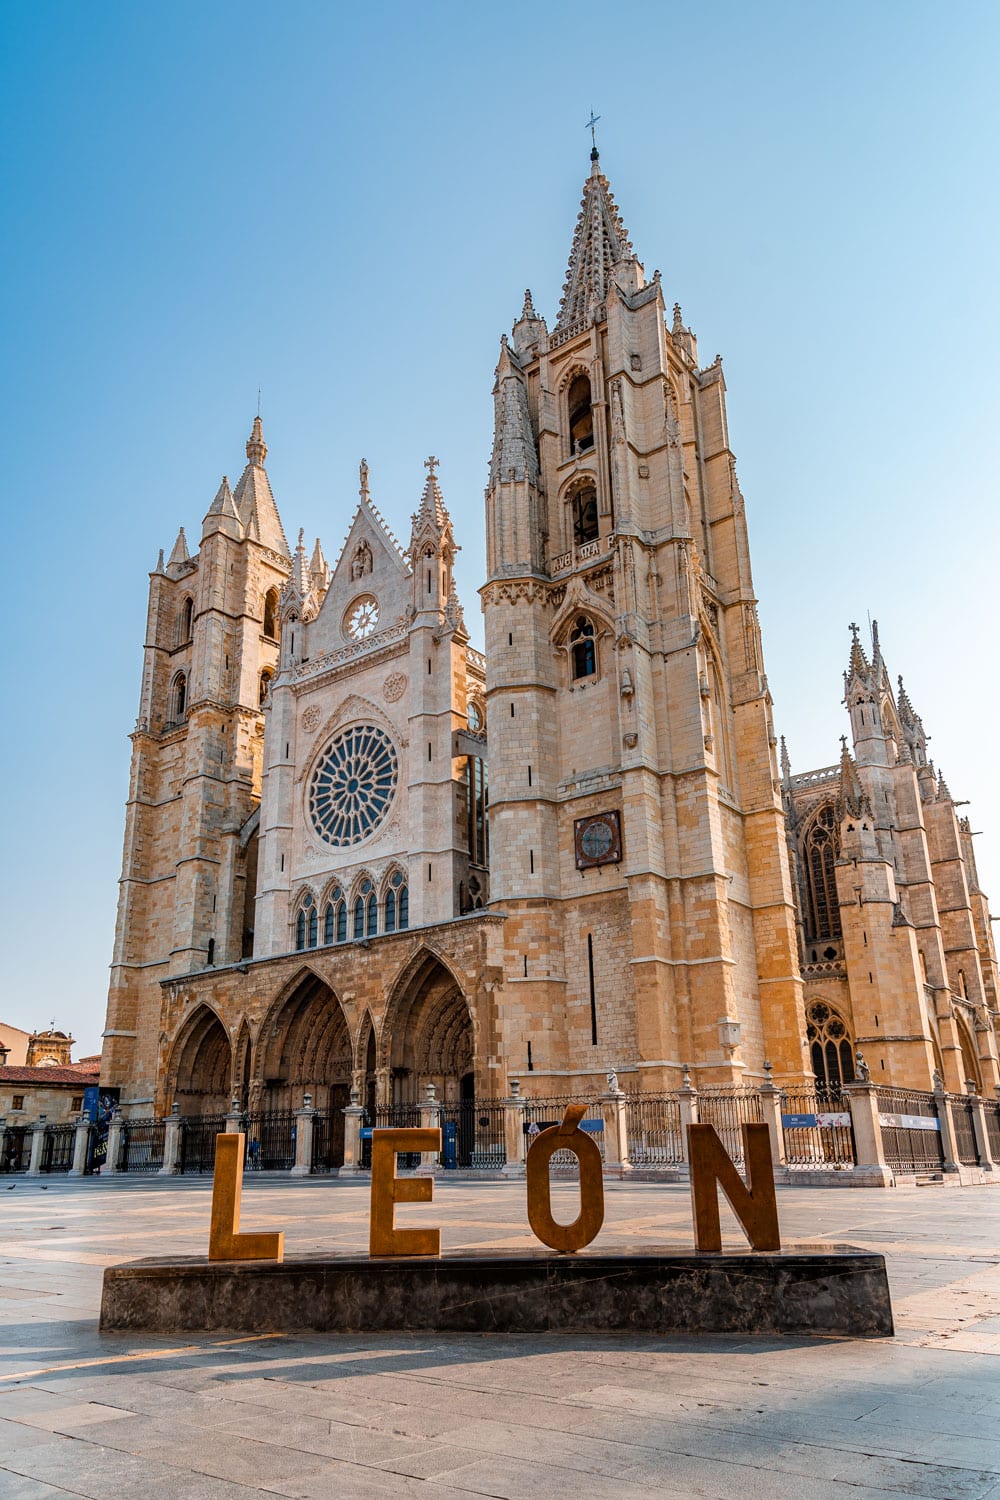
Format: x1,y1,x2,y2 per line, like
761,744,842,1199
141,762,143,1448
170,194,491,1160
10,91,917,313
101,150,996,1133
783,623,1000,1095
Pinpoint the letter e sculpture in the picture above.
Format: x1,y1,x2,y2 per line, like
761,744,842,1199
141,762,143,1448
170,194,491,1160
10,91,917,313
369,1128,442,1257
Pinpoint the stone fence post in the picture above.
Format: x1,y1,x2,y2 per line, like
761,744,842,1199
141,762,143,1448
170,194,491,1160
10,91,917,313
104,1114,124,1174
503,1080,527,1177
966,1083,995,1171
159,1104,181,1176
26,1120,47,1177
602,1091,631,1174
419,1084,441,1174
339,1090,366,1176
225,1097,243,1134
932,1080,960,1174
843,1083,894,1186
292,1095,315,1176
759,1063,786,1168
69,1115,92,1177
677,1066,698,1163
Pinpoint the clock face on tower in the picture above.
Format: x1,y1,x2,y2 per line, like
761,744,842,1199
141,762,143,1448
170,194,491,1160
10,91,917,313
574,810,623,870
344,594,380,641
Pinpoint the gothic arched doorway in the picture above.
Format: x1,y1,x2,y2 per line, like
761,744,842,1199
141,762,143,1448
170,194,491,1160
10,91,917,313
386,951,474,1105
171,1006,232,1117
258,971,352,1115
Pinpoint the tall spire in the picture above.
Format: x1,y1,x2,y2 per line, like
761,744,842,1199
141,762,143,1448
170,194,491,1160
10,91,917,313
246,415,267,466
489,337,540,488
290,528,309,596
202,475,243,540
846,620,870,682
166,526,190,574
233,415,290,559
413,454,450,532
555,153,633,331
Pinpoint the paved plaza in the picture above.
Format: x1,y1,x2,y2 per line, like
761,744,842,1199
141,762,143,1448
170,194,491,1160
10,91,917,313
0,1175,998,1498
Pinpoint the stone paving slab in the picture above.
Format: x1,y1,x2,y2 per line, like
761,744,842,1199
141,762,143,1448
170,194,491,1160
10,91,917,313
0,1176,997,1498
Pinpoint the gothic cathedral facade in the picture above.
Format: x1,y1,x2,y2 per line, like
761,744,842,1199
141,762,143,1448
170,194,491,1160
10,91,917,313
101,150,999,1126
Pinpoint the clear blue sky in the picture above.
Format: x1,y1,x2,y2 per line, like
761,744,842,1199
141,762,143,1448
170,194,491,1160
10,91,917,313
2,1,998,1054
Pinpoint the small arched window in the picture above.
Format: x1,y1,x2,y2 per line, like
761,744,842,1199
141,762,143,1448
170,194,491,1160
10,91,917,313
385,870,406,934
803,805,842,943
295,910,306,951
263,588,279,641
307,907,317,949
354,879,373,940
571,486,599,546
336,899,347,943
324,903,334,944
385,888,396,932
567,372,594,454
259,669,273,707
806,1000,855,1091
398,881,409,930
179,596,194,644
172,673,187,721
570,617,596,680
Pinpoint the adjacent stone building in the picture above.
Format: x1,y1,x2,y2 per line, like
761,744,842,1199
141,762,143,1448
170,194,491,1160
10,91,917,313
100,149,998,1133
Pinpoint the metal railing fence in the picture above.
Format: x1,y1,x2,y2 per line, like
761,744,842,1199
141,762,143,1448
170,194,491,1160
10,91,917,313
985,1100,1000,1164
439,1100,507,1170
875,1087,944,1173
780,1087,855,1169
522,1094,606,1169
118,1118,165,1174
697,1088,763,1165
0,1127,32,1174
311,1107,346,1173
624,1094,684,1166
949,1096,980,1167
40,1123,77,1173
242,1111,296,1172
178,1114,228,1174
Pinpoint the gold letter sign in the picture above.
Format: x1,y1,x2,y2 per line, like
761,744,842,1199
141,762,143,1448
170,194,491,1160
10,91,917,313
526,1104,605,1252
688,1122,780,1253
369,1128,442,1257
208,1133,284,1262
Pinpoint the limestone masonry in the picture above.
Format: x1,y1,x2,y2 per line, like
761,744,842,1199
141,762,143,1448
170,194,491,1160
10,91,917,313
101,150,1000,1133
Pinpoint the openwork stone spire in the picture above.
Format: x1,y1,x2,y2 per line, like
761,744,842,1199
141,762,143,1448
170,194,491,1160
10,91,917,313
556,152,633,331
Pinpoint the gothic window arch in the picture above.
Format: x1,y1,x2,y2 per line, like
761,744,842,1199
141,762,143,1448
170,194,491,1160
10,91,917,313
259,669,273,707
802,804,842,943
294,891,317,951
383,868,408,933
170,672,187,722
177,596,194,645
806,999,855,1090
567,371,594,456
570,616,597,680
352,877,374,940
263,588,279,641
323,885,345,945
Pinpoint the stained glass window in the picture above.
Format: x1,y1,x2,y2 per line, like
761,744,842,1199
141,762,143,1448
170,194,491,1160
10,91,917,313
309,725,398,847
803,805,842,942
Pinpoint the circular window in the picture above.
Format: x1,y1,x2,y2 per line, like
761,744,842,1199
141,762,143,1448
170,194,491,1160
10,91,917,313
467,700,482,732
309,725,398,847
344,594,380,641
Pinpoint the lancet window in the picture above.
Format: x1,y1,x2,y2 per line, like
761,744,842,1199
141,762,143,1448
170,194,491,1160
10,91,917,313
806,1000,855,1090
170,672,187,722
802,805,842,943
263,588,279,641
571,486,599,546
384,869,409,933
567,372,594,455
259,669,273,707
294,892,317,951
570,617,597,680
178,596,194,645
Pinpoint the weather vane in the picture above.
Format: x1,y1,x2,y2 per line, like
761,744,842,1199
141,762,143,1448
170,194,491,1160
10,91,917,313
586,110,601,150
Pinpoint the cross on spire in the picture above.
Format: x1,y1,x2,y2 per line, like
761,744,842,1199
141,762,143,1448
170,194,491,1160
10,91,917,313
424,455,438,476
586,109,601,152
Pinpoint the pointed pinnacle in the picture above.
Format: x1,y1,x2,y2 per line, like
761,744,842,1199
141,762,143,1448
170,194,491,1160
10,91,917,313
246,415,267,466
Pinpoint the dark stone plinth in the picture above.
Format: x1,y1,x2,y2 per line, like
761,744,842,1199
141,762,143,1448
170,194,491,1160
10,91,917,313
100,1245,892,1337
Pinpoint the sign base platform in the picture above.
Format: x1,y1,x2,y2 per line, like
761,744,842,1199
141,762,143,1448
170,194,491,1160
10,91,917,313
100,1245,892,1337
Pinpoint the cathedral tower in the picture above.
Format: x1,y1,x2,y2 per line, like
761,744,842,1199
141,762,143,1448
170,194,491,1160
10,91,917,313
482,150,810,1088
102,418,291,1099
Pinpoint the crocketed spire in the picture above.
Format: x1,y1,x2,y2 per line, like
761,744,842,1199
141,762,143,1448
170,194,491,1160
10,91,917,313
233,415,290,559
847,621,870,682
556,152,633,331
246,415,267,466
488,338,540,489
413,455,450,532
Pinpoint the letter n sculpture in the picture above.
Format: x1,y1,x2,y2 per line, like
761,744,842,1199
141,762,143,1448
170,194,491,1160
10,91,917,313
688,1122,780,1252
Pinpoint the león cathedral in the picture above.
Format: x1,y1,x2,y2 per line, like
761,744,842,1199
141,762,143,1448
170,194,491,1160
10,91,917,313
101,149,1000,1139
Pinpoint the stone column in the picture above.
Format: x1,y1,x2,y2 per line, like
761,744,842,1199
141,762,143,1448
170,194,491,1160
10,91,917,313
502,1079,528,1177
225,1097,243,1134
677,1066,699,1164
418,1084,441,1175
292,1094,315,1177
26,1121,47,1177
159,1104,181,1176
104,1114,124,1175
843,1083,894,1186
339,1090,366,1176
759,1063,786,1168
69,1115,92,1177
965,1084,994,1171
602,1090,631,1175
932,1080,960,1173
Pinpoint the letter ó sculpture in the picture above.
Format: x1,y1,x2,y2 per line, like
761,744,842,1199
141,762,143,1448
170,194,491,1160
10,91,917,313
526,1103,605,1252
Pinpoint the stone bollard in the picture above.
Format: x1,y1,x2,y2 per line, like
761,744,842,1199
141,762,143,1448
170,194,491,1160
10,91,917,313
758,1062,786,1169
291,1094,315,1177
225,1097,243,1134
159,1103,181,1176
69,1114,93,1177
419,1083,441,1174
339,1089,366,1176
931,1080,961,1173
602,1090,632,1175
843,1083,894,1186
677,1064,699,1164
104,1114,124,1175
965,1082,994,1171
26,1120,47,1177
502,1079,528,1177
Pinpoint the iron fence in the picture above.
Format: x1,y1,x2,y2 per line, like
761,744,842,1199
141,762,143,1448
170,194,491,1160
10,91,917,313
361,1103,423,1169
243,1111,296,1171
312,1107,346,1173
522,1094,606,1169
118,1118,165,1174
697,1089,764,1165
780,1087,855,1170
624,1094,684,1167
40,1124,77,1173
985,1100,1000,1164
949,1096,980,1167
875,1087,944,1173
439,1100,507,1170
178,1114,228,1174
1,1127,32,1174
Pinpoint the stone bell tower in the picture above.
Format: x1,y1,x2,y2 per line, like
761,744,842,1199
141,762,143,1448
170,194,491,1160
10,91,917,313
482,149,810,1089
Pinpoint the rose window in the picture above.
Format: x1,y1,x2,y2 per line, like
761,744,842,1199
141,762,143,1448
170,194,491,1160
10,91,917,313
345,594,380,641
308,725,398,846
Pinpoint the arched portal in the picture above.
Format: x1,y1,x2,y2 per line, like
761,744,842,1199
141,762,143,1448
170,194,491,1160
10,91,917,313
258,971,352,1114
955,1010,983,1091
386,951,474,1105
171,1007,232,1117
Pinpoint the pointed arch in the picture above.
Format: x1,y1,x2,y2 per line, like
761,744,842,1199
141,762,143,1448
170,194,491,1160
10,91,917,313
234,1019,253,1110
805,997,855,1090
263,587,280,640
177,595,194,645
167,1004,232,1117
954,1009,983,1091
381,945,475,1104
257,967,353,1113
169,671,187,723
800,804,842,944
